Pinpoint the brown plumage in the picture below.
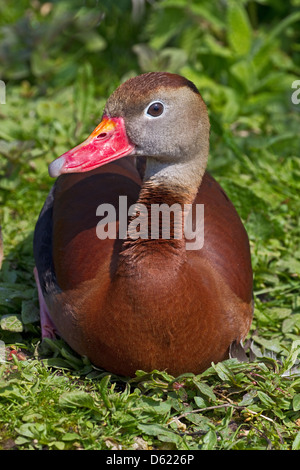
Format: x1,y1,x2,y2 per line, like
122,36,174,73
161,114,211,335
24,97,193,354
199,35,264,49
34,72,253,377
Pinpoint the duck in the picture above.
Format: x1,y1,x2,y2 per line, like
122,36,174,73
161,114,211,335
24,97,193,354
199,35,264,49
33,72,253,377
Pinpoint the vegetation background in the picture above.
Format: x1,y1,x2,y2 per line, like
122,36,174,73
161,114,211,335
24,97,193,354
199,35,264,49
0,0,300,450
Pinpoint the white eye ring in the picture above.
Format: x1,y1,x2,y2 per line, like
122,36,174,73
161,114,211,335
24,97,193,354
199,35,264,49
145,100,165,118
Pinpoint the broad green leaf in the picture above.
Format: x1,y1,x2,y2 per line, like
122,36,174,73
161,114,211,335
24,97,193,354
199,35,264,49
257,391,276,408
0,314,23,332
194,396,206,408
282,340,300,373
98,374,112,409
252,336,284,355
16,423,36,438
14,436,30,445
193,380,217,402
59,391,95,409
293,394,300,412
211,362,235,383
282,315,300,334
61,432,81,441
137,423,181,444
50,441,65,450
22,412,43,422
227,1,252,56
41,357,81,371
239,390,256,407
138,396,172,414
292,431,300,450
0,385,26,400
60,347,86,369
202,429,218,450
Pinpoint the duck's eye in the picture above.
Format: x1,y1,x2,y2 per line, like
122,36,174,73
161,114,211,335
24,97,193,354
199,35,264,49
146,102,164,117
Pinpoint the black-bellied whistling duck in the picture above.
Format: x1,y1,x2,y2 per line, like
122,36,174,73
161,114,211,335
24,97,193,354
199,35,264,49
33,72,253,377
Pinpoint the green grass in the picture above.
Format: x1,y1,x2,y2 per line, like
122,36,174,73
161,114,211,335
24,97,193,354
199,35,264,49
0,0,300,450
0,343,300,450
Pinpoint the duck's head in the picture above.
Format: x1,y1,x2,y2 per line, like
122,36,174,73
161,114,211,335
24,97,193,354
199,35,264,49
49,72,210,191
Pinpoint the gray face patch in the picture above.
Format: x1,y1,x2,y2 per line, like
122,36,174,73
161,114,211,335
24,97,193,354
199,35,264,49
104,72,210,192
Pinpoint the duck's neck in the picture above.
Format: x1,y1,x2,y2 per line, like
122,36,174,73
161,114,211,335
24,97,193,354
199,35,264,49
117,157,206,272
143,157,206,197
